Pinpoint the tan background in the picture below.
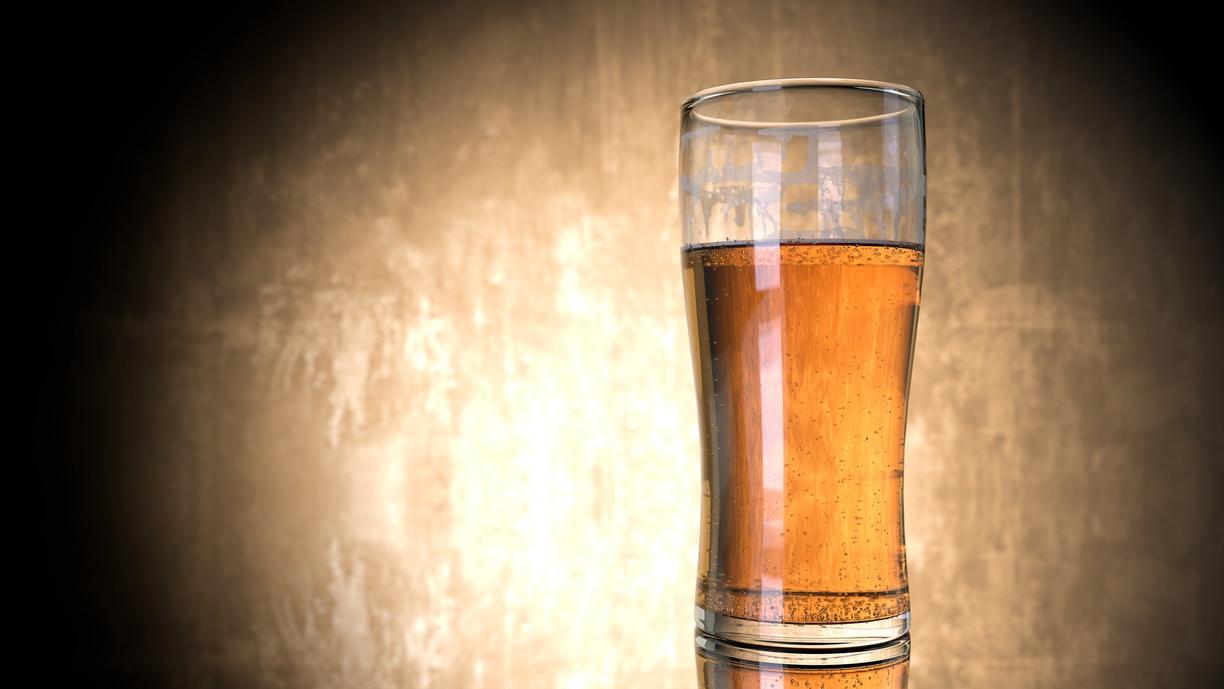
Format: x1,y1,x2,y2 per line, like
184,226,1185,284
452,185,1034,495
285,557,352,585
47,1,1223,687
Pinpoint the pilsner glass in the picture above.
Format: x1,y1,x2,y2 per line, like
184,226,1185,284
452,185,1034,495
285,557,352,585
680,78,925,650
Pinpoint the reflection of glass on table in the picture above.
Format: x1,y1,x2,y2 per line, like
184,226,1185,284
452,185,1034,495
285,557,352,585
696,634,910,689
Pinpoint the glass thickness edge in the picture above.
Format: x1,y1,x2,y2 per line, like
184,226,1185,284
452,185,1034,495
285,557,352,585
682,78,924,116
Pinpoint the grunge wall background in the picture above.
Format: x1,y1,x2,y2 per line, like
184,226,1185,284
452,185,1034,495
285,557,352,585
41,1,1223,687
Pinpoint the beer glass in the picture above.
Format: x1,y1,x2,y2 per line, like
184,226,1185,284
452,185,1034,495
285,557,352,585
680,79,925,650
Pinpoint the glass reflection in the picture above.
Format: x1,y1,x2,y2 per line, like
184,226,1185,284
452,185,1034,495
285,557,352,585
695,635,910,689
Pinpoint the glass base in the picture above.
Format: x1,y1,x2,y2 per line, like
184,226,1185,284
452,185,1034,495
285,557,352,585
695,606,910,650
695,632,910,669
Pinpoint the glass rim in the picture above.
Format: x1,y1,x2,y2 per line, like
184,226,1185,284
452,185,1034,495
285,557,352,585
682,77,924,129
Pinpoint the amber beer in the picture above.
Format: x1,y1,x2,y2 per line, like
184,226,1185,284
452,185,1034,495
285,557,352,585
684,241,922,629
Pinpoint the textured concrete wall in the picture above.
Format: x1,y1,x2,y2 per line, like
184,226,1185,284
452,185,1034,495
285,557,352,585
49,1,1223,687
